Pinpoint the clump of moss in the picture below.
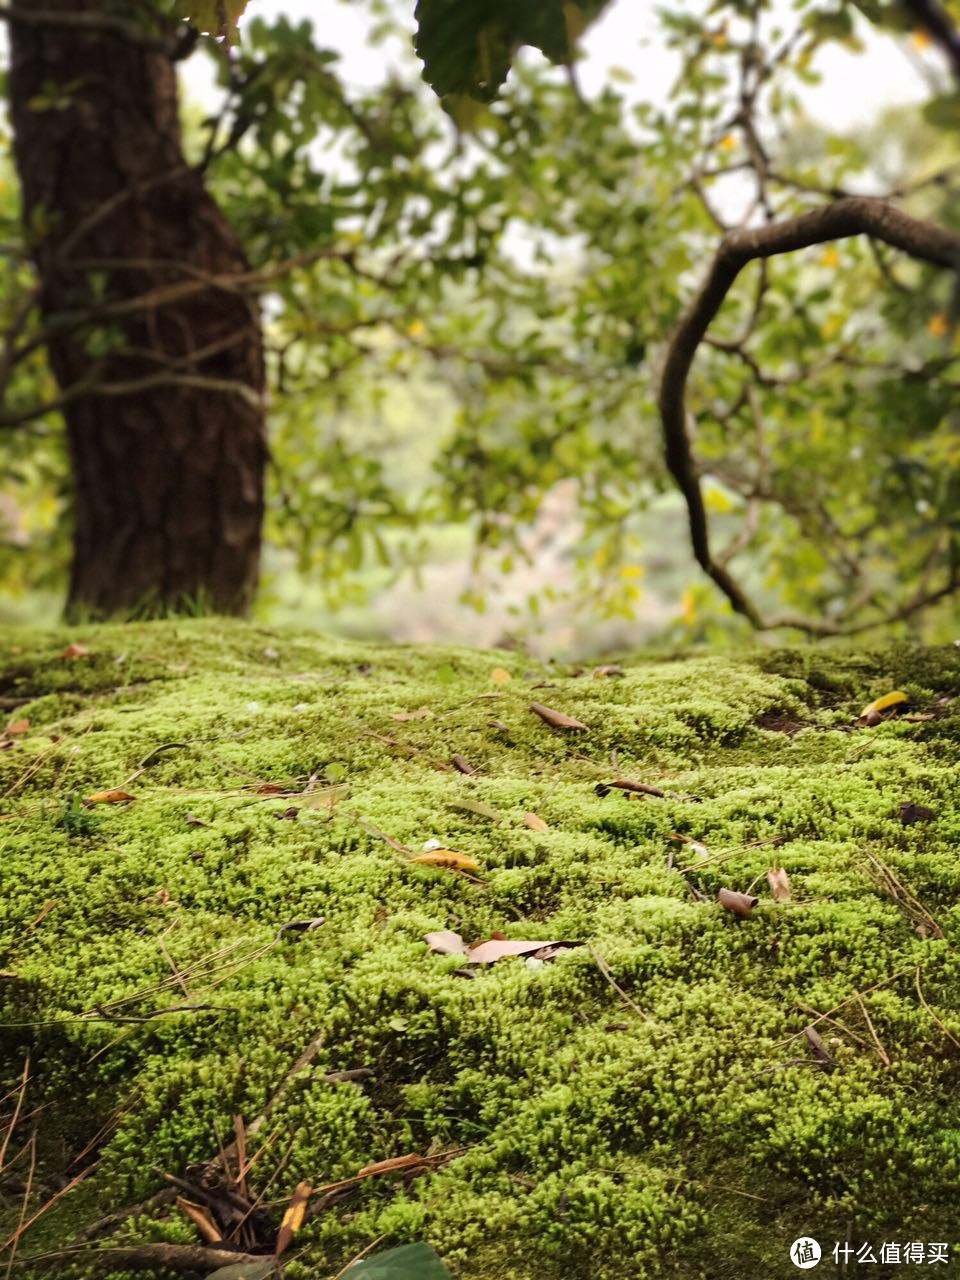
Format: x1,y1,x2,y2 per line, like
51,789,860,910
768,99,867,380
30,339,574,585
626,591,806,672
1,622,959,1278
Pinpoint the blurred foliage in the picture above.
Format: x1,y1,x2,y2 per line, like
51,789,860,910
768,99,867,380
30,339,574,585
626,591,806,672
1,0,959,647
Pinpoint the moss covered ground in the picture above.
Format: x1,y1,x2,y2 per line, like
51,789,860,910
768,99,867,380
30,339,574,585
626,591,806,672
1,622,960,1279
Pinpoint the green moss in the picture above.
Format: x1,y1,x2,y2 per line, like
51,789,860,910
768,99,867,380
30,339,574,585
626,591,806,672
1,622,960,1278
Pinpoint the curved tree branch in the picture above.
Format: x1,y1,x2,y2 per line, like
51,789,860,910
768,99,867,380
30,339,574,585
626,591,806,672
657,195,960,633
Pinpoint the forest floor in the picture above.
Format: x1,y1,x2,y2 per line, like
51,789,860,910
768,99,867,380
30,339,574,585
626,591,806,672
1,621,959,1280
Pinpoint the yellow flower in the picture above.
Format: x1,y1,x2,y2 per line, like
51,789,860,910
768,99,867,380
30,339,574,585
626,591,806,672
820,246,840,269
407,320,425,339
928,312,949,338
719,133,737,152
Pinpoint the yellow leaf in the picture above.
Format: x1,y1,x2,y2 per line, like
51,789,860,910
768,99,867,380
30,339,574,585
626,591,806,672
490,667,512,684
859,690,908,718
411,849,480,871
524,812,549,832
929,312,949,338
820,246,840,268
84,789,136,805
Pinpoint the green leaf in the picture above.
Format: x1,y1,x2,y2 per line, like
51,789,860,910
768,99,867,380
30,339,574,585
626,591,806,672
413,0,613,101
343,1242,454,1280
206,1261,277,1280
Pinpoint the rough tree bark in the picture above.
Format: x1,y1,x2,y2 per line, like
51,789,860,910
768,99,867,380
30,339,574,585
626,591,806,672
8,0,266,618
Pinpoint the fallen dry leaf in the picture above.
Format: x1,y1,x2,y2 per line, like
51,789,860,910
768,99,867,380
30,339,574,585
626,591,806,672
900,801,936,826
591,664,624,678
185,813,212,828
390,709,432,722
490,667,512,684
411,850,480,872
804,1025,837,1071
529,702,588,731
767,867,791,902
448,799,502,822
466,937,578,964
275,1181,313,1258
451,754,476,775
424,930,468,955
717,887,758,918
176,1197,222,1245
902,712,936,722
84,788,135,806
603,779,665,798
487,719,511,732
859,690,908,721
256,782,288,796
61,643,89,659
523,812,549,832
273,806,300,821
5,719,28,736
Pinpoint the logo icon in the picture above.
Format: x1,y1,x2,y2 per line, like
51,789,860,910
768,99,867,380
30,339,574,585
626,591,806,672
790,1238,821,1269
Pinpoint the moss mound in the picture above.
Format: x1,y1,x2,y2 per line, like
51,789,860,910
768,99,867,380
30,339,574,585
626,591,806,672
1,622,960,1279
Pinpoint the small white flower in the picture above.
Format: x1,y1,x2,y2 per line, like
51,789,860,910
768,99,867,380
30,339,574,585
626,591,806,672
422,838,442,851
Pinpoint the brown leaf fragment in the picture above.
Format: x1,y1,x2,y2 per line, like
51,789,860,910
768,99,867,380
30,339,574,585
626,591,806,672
0,971,18,980
275,1181,313,1257
5,719,28,736
900,801,936,825
451,753,476,775
487,719,512,732
0,740,15,751
176,1196,223,1244
717,887,758,918
61,643,89,659
529,702,588,731
591,664,624,678
767,867,791,902
803,1024,838,1072
448,799,502,821
272,806,300,821
466,937,577,964
523,812,549,832
902,712,936,722
84,788,135,806
185,813,212,828
255,782,287,795
605,779,665,798
390,708,432,721
424,930,468,956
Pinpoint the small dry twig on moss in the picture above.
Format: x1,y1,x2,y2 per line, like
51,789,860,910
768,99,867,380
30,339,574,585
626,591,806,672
783,968,914,1045
862,849,945,939
914,966,960,1052
589,946,648,1020
854,994,891,1067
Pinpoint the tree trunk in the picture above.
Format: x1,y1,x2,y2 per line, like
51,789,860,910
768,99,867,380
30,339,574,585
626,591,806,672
8,0,266,619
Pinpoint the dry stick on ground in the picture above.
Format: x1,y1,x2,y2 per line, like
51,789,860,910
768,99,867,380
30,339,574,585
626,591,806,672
854,993,891,1067
657,196,960,634
862,849,945,939
782,967,916,1045
914,966,960,1052
590,946,648,1020
13,1243,266,1274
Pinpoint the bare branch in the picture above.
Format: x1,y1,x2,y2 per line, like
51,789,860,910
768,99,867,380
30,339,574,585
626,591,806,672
658,195,960,632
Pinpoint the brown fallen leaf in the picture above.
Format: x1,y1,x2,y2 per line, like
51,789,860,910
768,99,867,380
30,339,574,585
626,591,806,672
467,936,578,964
717,887,758,918
490,667,512,684
185,813,212,828
451,754,476,775
5,719,29,736
487,719,512,732
529,702,588,731
275,1181,313,1257
523,812,549,832
424,930,468,955
390,709,432,721
273,806,300,821
900,801,936,826
603,779,665,798
84,789,135,806
176,1196,222,1245
256,782,288,795
61,643,89,659
767,867,791,902
902,712,936,722
591,664,624,678
0,971,18,980
803,1025,837,1072
411,850,480,872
